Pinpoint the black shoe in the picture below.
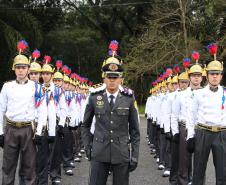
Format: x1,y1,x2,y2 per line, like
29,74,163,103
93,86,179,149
70,162,75,168
65,169,73,176
52,178,61,185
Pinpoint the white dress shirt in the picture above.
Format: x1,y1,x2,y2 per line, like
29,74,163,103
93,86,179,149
167,90,179,133
156,93,164,126
0,80,47,135
171,87,191,135
187,85,226,139
106,89,119,103
161,92,171,133
151,96,157,122
55,88,67,127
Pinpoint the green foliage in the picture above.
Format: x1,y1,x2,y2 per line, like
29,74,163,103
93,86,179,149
0,0,226,104
125,0,226,103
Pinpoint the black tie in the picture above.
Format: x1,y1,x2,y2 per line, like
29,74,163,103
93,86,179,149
109,95,115,110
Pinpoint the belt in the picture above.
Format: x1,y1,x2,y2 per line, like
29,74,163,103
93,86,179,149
65,117,71,126
179,121,186,127
6,117,32,128
196,123,226,132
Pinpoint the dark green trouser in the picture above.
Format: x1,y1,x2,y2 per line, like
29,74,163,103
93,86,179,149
193,129,226,185
89,161,129,185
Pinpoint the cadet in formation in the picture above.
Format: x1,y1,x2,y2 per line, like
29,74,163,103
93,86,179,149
145,43,225,185
0,40,91,185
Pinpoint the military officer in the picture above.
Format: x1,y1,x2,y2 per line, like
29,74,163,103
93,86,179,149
0,40,47,185
187,44,226,185
81,52,140,185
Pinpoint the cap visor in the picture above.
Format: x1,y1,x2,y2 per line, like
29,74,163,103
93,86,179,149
105,72,121,78
207,70,222,74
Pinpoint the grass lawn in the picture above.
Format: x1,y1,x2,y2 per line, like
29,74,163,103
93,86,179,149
138,104,145,114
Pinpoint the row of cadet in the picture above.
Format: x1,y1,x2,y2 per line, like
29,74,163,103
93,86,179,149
145,43,226,185
0,40,92,185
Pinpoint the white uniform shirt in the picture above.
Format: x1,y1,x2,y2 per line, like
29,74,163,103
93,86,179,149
0,80,47,135
64,90,77,127
171,89,189,135
55,87,67,127
156,93,164,126
187,85,226,139
160,93,168,129
151,96,157,122
44,82,67,136
145,96,151,118
167,90,179,133
161,92,171,133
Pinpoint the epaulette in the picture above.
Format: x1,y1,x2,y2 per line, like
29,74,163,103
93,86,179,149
119,85,133,96
90,83,106,95
92,83,103,89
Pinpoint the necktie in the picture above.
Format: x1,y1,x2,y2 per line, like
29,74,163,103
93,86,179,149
109,95,115,110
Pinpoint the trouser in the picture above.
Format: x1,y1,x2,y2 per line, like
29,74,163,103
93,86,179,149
169,139,179,185
2,124,36,185
178,125,192,185
148,119,154,145
164,137,171,170
192,129,226,185
155,126,161,158
159,130,166,165
89,161,129,185
49,127,63,181
62,126,73,170
36,130,50,185
152,123,157,149
73,128,81,156
147,118,151,136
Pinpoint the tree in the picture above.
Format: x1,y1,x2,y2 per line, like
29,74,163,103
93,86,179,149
125,0,226,103
0,1,43,86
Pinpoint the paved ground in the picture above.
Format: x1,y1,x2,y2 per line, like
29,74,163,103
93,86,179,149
0,117,215,185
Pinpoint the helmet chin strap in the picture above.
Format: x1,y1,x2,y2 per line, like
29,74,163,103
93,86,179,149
207,77,218,88
17,70,29,82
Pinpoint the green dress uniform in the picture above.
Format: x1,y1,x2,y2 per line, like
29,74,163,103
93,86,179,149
81,85,140,185
81,42,140,185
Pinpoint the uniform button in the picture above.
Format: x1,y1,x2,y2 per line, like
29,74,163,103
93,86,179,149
111,139,113,143
110,130,113,133
111,112,113,114
110,121,113,124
